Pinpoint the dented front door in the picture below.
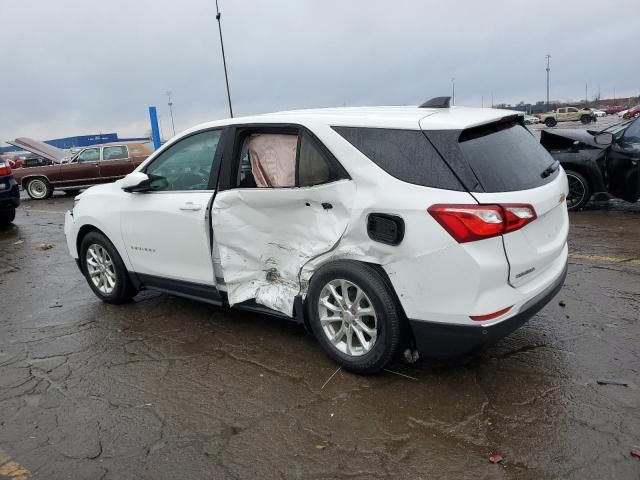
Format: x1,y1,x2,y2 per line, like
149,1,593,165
211,180,355,316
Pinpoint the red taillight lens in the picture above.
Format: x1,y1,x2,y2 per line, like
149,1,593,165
0,161,11,175
427,204,536,243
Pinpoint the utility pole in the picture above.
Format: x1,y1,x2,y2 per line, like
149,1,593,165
481,95,484,108
166,91,176,136
451,77,456,106
585,83,588,107
545,54,551,111
491,92,494,108
215,0,233,118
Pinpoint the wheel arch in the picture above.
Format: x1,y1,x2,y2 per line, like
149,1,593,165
302,258,411,343
20,174,51,188
75,223,140,289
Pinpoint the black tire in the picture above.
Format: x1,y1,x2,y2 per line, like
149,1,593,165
580,115,591,124
544,118,557,127
80,231,138,304
307,261,404,374
25,177,53,200
0,209,16,225
565,170,592,211
64,189,81,196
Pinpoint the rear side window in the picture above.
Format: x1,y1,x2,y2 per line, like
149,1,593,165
332,127,464,191
457,121,557,192
298,131,341,187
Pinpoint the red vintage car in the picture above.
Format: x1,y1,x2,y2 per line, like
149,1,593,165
604,105,627,115
623,104,640,119
10,138,152,199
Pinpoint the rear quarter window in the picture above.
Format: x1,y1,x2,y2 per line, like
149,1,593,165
332,126,464,191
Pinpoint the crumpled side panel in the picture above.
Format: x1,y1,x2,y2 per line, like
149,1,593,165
211,182,355,316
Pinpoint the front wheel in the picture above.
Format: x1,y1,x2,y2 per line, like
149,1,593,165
580,115,591,124
80,231,138,304
307,261,404,374
0,209,16,225
25,178,53,200
565,170,592,211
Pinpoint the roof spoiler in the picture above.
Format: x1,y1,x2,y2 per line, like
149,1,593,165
419,96,451,108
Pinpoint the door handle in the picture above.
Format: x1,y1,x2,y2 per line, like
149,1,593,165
179,202,202,211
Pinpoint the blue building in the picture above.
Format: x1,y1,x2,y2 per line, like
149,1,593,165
0,133,149,153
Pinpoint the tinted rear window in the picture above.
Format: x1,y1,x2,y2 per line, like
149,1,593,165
457,121,558,192
332,127,464,191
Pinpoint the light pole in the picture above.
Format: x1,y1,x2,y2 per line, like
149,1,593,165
545,54,551,111
585,83,588,107
166,91,176,136
215,0,233,118
451,77,456,106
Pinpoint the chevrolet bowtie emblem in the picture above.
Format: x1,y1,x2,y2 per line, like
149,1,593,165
559,193,566,203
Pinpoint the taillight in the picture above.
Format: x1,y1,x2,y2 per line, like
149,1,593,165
0,161,11,176
427,204,536,243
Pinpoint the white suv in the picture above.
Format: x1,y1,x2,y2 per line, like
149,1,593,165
64,99,569,374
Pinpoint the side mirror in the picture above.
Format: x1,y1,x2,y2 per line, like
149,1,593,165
594,132,614,146
121,171,151,192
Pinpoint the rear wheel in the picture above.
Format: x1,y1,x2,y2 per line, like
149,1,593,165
565,170,591,211
80,231,138,304
0,209,15,225
25,178,53,200
544,118,557,127
307,261,404,374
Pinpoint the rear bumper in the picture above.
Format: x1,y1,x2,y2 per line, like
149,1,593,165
409,261,568,358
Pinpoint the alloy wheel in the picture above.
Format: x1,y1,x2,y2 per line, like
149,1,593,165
318,279,378,357
85,244,117,295
566,173,586,209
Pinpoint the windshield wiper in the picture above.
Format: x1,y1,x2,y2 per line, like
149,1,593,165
541,160,560,178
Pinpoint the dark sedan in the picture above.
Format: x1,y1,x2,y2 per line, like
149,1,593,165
540,117,640,210
0,159,20,224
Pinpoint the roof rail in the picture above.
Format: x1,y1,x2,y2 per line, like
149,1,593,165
419,96,451,108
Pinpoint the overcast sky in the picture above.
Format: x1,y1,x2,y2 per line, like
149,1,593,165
1,0,638,143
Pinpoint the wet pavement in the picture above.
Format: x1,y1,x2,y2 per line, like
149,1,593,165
1,192,639,479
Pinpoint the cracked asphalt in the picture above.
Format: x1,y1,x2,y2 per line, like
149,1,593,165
1,193,639,479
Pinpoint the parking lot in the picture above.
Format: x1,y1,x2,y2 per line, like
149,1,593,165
0,168,638,479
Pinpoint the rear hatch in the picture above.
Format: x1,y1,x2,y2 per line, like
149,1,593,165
422,117,569,287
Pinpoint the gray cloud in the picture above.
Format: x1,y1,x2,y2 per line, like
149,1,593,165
1,0,638,142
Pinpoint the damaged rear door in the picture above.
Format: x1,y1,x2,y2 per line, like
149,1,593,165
211,125,355,316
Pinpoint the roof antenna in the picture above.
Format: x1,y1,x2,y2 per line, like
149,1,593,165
419,96,451,108
215,0,233,118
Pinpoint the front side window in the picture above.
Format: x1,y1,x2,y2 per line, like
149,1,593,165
76,148,100,163
103,146,128,161
145,130,222,191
